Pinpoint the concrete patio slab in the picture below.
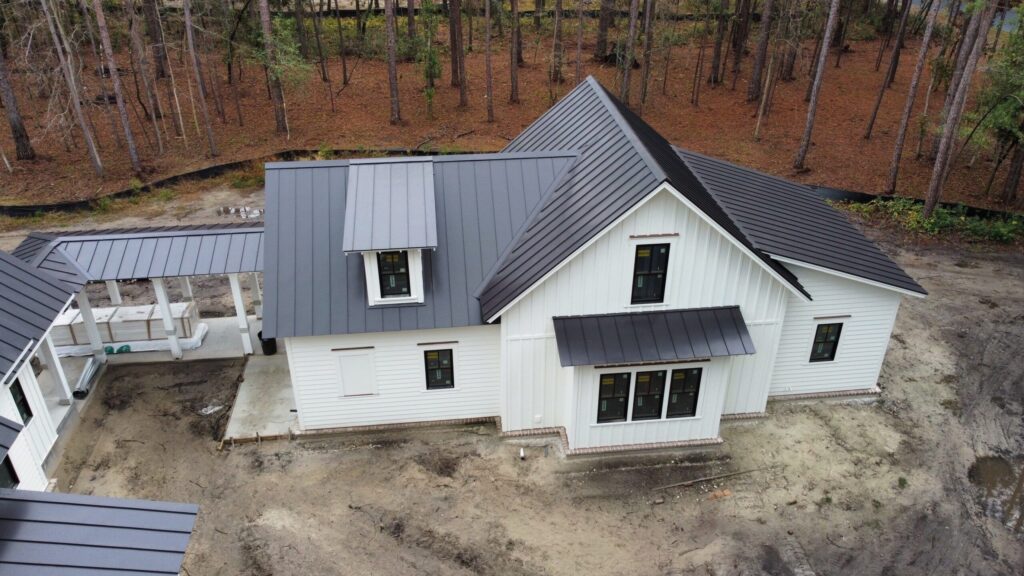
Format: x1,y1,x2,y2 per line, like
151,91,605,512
224,353,296,440
96,316,261,364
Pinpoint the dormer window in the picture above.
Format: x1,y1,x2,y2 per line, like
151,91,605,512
362,250,425,306
378,251,411,297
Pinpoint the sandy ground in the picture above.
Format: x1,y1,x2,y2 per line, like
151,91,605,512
44,223,1024,575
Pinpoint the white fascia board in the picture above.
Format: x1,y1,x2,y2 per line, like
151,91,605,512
767,254,926,299
485,182,810,323
0,293,76,387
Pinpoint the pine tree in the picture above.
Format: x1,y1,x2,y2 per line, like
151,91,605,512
793,0,841,170
385,0,402,123
259,0,289,134
0,39,35,160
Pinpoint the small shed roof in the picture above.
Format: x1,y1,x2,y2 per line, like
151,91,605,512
342,159,438,253
0,416,22,460
13,223,264,289
0,489,199,575
0,251,74,381
552,306,756,367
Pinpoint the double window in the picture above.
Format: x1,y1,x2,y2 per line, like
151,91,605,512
631,244,671,304
424,349,454,390
377,251,411,298
596,367,703,423
809,323,843,362
10,378,32,426
0,457,18,489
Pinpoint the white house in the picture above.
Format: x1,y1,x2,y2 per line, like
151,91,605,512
261,77,926,454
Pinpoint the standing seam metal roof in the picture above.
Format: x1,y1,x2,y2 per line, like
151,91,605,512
0,251,74,381
0,416,22,460
0,489,198,575
342,159,438,252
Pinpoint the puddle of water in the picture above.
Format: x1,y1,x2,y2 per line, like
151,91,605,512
967,455,1024,534
968,456,1016,495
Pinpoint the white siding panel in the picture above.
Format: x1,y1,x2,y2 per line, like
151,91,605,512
286,325,501,430
502,189,788,434
770,266,902,396
1,363,56,490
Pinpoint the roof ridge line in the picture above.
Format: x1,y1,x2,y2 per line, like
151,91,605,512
585,76,669,183
673,147,761,245
553,304,741,320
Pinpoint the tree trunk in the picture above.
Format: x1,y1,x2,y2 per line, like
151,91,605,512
408,0,417,37
42,0,102,175
833,0,854,67
620,0,641,104
596,0,615,59
453,0,468,105
747,0,774,101
932,2,983,158
183,0,218,156
534,0,543,31
143,0,169,78
127,0,164,153
863,0,910,138
922,0,996,217
575,0,585,84
510,0,520,101
1002,142,1023,204
707,0,729,84
384,0,402,123
550,0,563,83
294,0,311,59
334,0,351,84
259,0,289,134
990,9,1004,53
884,0,939,193
449,0,464,87
485,0,494,121
793,0,841,170
0,40,34,160
729,0,751,88
640,0,656,107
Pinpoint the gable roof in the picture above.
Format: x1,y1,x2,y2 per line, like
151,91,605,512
0,251,74,381
0,489,198,575
263,152,576,338
675,149,926,295
477,77,810,321
342,158,438,253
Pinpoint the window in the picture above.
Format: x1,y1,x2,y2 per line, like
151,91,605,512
809,323,843,362
337,349,376,397
424,349,455,390
9,378,32,426
0,457,18,489
632,370,666,420
597,373,631,423
631,244,670,304
377,251,411,298
667,368,702,418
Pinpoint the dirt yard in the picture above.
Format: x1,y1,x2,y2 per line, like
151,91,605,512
47,226,1024,575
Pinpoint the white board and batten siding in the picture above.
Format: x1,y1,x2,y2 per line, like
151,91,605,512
2,362,57,490
286,325,501,430
770,265,902,396
501,187,792,438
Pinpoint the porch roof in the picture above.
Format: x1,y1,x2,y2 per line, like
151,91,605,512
0,416,22,460
552,306,756,367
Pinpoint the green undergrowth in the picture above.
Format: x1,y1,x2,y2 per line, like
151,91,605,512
838,197,1023,243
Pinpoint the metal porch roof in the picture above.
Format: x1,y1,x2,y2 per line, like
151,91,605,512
0,489,199,575
0,251,74,381
342,158,438,252
552,306,756,367
0,416,22,460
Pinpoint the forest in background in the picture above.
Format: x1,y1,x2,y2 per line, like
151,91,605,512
0,0,1021,217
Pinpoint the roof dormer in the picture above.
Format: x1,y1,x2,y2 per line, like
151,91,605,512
342,158,436,306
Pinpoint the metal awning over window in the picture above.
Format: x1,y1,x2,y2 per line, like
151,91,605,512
552,306,756,367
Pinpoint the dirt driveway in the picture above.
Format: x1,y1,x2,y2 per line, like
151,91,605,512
53,236,1024,575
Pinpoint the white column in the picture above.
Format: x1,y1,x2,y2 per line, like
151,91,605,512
248,273,262,318
179,276,194,302
229,274,254,355
152,278,182,359
40,333,72,405
75,291,106,363
105,281,122,305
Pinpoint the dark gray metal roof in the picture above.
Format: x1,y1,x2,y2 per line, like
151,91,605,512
0,251,74,381
552,306,756,367
342,158,438,252
0,489,198,575
0,416,22,460
478,77,809,321
676,149,927,295
13,223,264,288
263,152,576,338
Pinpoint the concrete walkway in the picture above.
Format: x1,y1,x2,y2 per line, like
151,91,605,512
224,352,296,440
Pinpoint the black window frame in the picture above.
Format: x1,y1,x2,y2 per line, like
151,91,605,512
9,378,32,426
631,370,667,421
377,251,412,298
666,368,702,419
424,349,455,390
809,323,843,362
630,243,671,304
0,456,18,489
597,372,631,423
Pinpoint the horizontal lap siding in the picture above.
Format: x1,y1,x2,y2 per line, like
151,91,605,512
770,266,901,396
286,325,501,430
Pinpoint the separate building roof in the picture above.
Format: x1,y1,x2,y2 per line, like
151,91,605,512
342,158,438,253
13,223,264,290
0,251,74,382
0,416,22,460
675,149,926,295
263,152,577,338
552,306,755,367
0,489,198,575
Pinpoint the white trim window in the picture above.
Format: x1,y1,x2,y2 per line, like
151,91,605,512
423,347,456,390
809,322,844,362
596,364,704,424
363,249,425,306
626,236,677,308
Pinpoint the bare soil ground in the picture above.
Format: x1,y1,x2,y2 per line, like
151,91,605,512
51,226,1024,575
